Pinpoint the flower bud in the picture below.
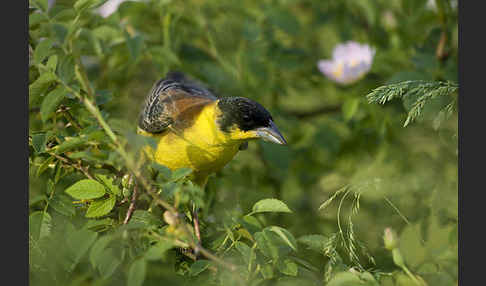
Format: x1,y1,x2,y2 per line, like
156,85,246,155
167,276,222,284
163,210,177,226
122,174,131,188
383,227,398,250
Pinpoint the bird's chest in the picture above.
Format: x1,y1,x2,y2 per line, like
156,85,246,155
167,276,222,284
149,107,240,173
153,134,239,173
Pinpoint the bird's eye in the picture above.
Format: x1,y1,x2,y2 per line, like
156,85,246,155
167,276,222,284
242,115,251,121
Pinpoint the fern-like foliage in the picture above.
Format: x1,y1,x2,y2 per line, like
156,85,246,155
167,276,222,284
366,80,458,127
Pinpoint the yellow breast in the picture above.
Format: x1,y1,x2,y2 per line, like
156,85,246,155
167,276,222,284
138,101,242,183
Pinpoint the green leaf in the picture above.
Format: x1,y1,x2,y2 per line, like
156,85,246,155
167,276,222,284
129,210,163,227
29,211,52,241
31,133,48,154
171,168,193,181
95,174,121,196
235,241,252,265
254,231,279,260
29,12,48,27
65,179,106,200
90,235,116,268
125,33,144,60
29,72,57,105
46,55,58,72
250,198,292,215
297,234,328,253
31,0,48,12
74,0,108,13
189,260,211,276
327,271,362,286
36,156,55,177
97,248,123,279
49,194,76,217
127,259,146,286
85,195,116,218
40,86,67,122
83,218,114,231
57,54,75,84
66,228,98,271
342,98,360,121
399,223,426,268
266,226,298,251
54,137,87,154
151,163,172,180
277,258,298,276
33,38,54,65
145,241,174,261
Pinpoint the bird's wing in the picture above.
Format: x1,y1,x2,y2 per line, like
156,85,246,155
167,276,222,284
138,72,218,134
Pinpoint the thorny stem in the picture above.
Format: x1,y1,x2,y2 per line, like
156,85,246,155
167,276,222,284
123,177,138,224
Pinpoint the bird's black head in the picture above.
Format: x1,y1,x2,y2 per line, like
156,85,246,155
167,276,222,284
216,97,287,145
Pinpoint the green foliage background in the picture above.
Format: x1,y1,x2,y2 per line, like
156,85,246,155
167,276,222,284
29,0,458,285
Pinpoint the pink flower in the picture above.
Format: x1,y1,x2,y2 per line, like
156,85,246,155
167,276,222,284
317,41,375,85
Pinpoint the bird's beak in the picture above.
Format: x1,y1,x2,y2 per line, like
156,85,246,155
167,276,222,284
255,120,287,145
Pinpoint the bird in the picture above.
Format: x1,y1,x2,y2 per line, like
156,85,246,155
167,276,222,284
137,71,287,241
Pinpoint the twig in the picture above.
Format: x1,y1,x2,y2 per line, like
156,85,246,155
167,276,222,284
123,177,138,224
49,152,95,180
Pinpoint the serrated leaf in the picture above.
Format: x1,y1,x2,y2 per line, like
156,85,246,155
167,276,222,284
189,260,211,276
86,195,116,218
31,133,47,154
29,211,52,241
33,38,54,65
250,198,292,215
95,174,121,196
266,226,298,251
277,258,298,276
40,86,67,122
254,231,279,260
65,179,106,200
66,228,98,271
29,72,57,105
57,54,75,84
49,194,76,216
127,259,146,286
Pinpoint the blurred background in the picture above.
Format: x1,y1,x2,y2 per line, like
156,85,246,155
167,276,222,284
29,0,458,285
